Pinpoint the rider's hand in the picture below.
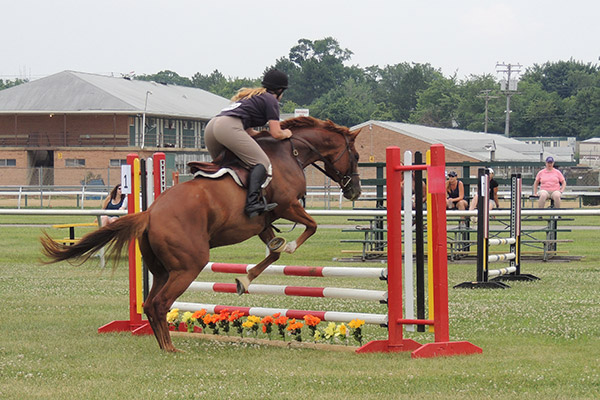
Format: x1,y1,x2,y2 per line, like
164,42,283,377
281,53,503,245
281,129,292,139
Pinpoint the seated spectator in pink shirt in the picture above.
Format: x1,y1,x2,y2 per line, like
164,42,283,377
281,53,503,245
533,157,566,208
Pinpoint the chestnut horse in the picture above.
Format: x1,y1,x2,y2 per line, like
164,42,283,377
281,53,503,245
40,116,361,352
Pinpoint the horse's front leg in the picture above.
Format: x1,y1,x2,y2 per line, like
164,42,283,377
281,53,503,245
235,228,281,295
278,201,317,254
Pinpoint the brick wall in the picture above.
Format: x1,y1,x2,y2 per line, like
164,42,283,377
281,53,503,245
0,150,28,184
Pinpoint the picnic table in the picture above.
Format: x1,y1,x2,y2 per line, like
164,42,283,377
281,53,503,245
51,221,99,244
51,220,105,267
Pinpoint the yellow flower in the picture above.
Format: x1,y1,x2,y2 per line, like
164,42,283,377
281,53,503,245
337,323,347,337
313,330,322,341
242,321,255,329
247,315,262,324
348,319,365,329
166,309,179,324
181,311,194,324
324,322,337,339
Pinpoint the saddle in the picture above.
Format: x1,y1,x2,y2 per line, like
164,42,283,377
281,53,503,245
188,151,250,188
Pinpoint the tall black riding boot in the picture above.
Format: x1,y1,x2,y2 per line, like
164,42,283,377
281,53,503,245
245,164,278,218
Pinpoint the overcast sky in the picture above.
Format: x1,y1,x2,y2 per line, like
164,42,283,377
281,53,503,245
2,0,598,82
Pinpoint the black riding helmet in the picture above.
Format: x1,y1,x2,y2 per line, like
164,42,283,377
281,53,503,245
261,69,288,92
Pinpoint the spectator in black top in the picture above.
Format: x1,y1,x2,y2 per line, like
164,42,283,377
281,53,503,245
446,171,468,210
469,168,499,222
101,184,128,226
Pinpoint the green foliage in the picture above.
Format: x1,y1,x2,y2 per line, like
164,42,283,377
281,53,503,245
375,63,443,122
309,79,381,127
454,75,504,132
273,37,355,106
128,40,599,138
523,59,598,98
135,70,192,86
0,77,28,90
409,75,460,127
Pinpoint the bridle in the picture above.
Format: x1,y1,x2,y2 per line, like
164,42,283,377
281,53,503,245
289,133,359,191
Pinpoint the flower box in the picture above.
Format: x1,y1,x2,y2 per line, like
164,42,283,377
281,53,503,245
170,331,358,353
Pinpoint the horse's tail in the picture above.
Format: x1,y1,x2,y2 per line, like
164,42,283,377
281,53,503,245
40,212,150,265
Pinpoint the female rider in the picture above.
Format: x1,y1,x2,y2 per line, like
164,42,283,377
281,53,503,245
204,69,292,217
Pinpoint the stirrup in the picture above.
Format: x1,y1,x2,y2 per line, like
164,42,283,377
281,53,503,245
245,198,278,218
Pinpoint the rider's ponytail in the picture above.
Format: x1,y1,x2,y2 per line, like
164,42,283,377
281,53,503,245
231,87,267,101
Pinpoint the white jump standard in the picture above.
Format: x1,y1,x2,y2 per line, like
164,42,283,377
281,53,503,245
455,170,539,289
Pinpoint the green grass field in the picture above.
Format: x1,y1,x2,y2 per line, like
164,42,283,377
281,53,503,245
1,214,599,399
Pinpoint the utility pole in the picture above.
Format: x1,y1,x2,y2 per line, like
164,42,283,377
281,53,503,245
496,62,521,137
477,89,499,133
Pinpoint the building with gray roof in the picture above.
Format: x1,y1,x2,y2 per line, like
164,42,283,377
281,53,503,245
352,120,573,164
0,71,230,186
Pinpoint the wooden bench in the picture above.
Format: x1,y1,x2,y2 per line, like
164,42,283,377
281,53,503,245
341,217,387,261
446,215,573,261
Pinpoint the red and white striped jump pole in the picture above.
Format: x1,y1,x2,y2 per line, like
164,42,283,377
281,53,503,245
204,262,386,279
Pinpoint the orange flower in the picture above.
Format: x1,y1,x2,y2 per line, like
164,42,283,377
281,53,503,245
228,310,244,321
216,313,228,322
202,314,212,325
261,316,274,325
274,315,289,326
192,309,207,319
303,315,321,326
286,321,304,331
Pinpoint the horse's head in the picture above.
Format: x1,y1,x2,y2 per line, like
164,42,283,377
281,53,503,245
322,127,361,201
283,117,361,201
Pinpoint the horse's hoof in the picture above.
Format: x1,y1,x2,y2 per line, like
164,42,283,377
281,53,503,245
268,237,287,253
235,276,250,295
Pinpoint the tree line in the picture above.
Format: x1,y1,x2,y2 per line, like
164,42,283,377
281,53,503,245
3,37,599,139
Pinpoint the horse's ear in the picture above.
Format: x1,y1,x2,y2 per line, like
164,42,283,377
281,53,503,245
351,128,362,139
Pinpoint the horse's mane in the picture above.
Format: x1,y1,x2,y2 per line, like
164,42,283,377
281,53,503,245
281,116,352,137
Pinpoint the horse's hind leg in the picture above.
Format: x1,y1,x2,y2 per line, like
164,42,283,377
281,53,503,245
139,234,170,349
142,235,209,352
149,269,202,352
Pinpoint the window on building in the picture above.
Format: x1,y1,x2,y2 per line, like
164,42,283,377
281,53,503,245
110,159,127,167
0,159,16,167
65,158,86,167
